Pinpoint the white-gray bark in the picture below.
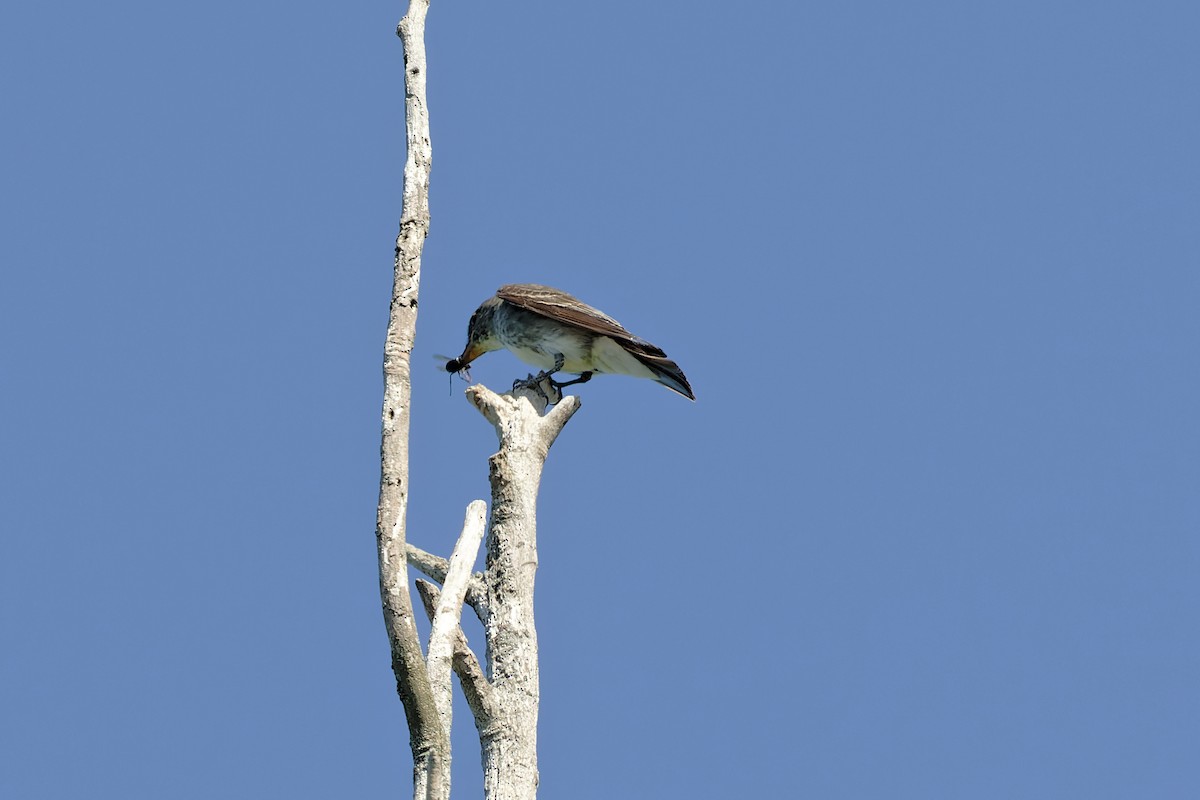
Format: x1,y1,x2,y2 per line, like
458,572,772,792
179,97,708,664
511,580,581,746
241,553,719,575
376,1,444,798
426,500,487,750
406,542,489,623
415,580,498,729
409,382,578,800
467,385,580,800
379,2,579,796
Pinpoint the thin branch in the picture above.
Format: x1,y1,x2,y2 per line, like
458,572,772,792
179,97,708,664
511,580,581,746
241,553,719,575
426,501,487,739
542,394,584,441
416,580,499,731
406,542,488,622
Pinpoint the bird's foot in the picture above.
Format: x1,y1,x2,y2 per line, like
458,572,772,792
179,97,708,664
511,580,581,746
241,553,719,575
511,360,591,405
512,371,554,404
512,368,592,394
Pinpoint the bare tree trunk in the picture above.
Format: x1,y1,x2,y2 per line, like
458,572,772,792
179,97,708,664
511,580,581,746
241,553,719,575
404,385,578,800
376,3,582,797
376,1,446,798
467,387,580,800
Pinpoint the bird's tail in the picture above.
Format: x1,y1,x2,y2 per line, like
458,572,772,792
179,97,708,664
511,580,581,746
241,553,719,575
647,358,695,400
620,337,695,400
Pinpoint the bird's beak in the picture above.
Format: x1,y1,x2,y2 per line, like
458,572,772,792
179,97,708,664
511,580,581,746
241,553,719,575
455,342,485,368
446,342,485,376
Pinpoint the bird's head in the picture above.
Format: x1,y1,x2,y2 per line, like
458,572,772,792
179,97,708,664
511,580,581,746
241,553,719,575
445,297,502,375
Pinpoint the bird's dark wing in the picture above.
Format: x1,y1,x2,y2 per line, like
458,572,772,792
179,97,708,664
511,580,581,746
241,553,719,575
496,284,644,344
497,284,695,399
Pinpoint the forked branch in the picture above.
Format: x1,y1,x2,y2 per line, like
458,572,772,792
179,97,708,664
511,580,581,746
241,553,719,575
426,501,488,737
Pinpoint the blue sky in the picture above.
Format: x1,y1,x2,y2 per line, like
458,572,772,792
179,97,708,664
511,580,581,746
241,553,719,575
3,1,1198,797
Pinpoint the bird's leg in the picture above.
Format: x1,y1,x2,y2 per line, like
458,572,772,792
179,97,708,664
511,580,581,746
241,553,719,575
513,353,565,390
510,353,590,402
511,353,562,402
538,354,593,390
550,371,593,389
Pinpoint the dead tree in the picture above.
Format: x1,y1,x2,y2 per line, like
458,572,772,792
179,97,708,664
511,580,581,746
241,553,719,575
375,3,578,798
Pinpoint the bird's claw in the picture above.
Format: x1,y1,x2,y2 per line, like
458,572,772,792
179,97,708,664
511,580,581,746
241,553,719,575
513,372,547,397
512,372,560,405
510,356,591,405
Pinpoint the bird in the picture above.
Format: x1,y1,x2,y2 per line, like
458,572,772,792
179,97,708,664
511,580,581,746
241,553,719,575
445,284,695,400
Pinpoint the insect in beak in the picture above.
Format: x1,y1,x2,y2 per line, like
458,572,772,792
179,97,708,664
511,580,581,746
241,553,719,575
433,355,472,394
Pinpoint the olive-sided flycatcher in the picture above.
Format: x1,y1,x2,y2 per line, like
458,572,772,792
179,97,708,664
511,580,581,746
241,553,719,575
445,284,695,400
